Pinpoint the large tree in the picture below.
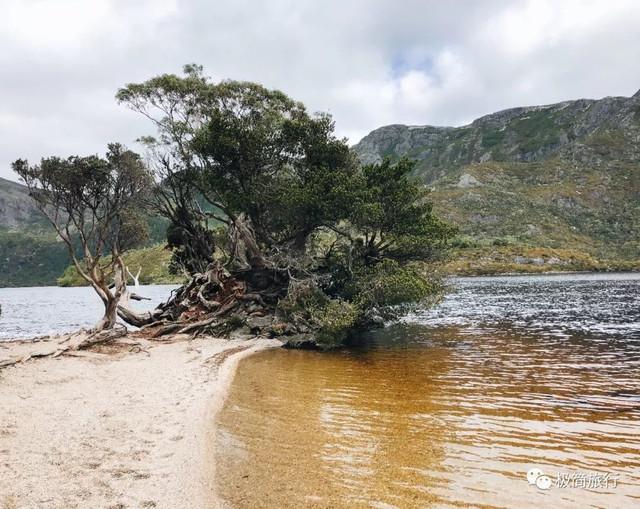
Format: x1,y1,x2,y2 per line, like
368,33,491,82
13,144,153,331
117,65,357,271
116,65,455,346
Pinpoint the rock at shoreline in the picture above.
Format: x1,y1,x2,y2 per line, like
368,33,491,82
282,334,319,350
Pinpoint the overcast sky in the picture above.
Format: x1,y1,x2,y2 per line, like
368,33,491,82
2,0,640,182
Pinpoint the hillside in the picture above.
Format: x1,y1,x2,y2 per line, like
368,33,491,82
3,90,640,285
354,90,640,271
0,177,72,286
0,177,171,287
0,176,44,228
57,244,183,287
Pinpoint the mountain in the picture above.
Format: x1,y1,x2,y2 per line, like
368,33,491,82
354,91,640,271
0,176,44,228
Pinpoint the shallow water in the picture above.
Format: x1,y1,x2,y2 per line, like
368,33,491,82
216,273,640,508
0,284,178,340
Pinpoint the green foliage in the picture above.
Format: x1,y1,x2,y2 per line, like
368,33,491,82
12,144,154,280
118,66,455,345
313,300,360,347
276,280,327,324
118,65,358,256
346,260,441,314
511,110,564,154
276,283,359,347
349,158,457,263
450,235,479,249
316,158,456,315
481,129,506,150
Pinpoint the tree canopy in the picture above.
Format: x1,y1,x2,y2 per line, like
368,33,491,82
117,65,358,268
115,65,456,346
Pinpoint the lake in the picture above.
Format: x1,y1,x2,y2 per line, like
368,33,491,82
216,273,640,508
0,284,179,340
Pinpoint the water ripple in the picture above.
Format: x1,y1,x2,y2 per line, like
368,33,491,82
216,273,640,508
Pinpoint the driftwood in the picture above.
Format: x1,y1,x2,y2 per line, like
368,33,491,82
67,324,128,349
0,325,129,370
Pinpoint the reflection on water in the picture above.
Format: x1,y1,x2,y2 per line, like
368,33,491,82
0,285,179,340
216,273,640,508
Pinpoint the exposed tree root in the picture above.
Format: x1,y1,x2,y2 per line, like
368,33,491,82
120,262,295,340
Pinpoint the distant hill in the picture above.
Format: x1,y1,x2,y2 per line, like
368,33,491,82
0,177,171,287
0,176,44,229
354,90,640,269
0,177,70,287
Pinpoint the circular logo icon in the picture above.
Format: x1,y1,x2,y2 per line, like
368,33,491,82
535,475,553,490
527,468,543,485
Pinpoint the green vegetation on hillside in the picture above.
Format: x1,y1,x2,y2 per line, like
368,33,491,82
0,229,70,287
57,244,184,287
439,243,640,276
354,91,640,275
428,159,640,262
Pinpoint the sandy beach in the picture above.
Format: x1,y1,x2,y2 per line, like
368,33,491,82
0,334,280,509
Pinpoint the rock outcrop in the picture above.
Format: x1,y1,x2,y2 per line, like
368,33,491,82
353,91,640,260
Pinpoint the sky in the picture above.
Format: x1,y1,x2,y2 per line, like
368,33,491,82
2,0,640,182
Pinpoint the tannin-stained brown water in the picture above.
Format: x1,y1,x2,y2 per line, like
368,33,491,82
216,274,640,508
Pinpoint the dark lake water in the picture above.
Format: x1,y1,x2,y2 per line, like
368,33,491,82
216,273,640,508
0,284,179,340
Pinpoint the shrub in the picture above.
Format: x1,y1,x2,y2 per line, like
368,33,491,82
314,300,360,347
347,260,442,318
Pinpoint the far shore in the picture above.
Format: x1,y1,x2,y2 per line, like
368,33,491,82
1,265,638,291
0,332,281,509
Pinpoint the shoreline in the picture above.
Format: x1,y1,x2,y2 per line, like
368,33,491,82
447,269,640,278
0,333,280,509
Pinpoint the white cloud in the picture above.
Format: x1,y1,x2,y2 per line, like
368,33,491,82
1,0,640,181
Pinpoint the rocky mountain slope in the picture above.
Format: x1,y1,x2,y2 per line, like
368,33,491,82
354,90,640,266
0,176,43,229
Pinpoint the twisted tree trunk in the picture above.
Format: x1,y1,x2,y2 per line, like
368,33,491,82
228,213,267,271
116,215,300,339
95,253,131,332
95,298,119,331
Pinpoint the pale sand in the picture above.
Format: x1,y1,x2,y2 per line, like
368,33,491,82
0,335,280,509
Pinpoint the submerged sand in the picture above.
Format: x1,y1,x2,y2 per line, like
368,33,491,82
0,334,280,509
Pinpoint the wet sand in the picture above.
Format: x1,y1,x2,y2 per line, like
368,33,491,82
0,335,280,509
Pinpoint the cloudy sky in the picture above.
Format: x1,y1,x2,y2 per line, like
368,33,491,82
2,0,640,181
